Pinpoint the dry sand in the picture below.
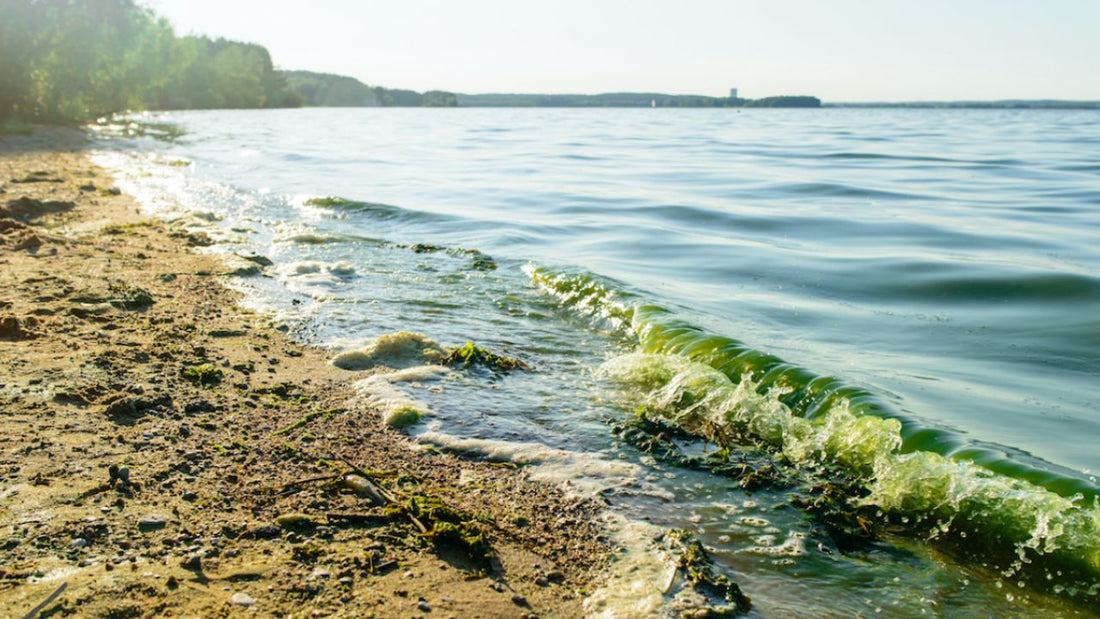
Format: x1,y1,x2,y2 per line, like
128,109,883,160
0,128,609,618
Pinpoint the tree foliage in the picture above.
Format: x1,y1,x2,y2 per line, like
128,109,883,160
0,0,299,123
279,70,457,108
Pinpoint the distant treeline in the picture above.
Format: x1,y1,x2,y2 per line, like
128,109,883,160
454,93,821,108
0,0,455,123
828,100,1100,110
278,72,820,109
0,0,300,122
279,71,458,107
0,0,819,123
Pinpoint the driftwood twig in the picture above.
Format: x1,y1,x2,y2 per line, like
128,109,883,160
21,582,67,619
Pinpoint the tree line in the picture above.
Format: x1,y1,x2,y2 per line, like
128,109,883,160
0,0,459,124
0,0,817,123
454,93,821,108
0,0,303,122
279,71,457,107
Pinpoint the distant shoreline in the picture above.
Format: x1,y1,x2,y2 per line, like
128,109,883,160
825,100,1100,109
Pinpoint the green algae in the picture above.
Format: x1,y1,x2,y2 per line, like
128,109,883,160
613,409,794,492
664,529,751,614
106,282,154,310
304,196,365,208
273,408,343,436
387,494,494,572
182,363,223,387
384,406,422,428
442,341,531,373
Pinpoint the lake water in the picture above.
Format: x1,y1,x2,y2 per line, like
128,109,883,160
96,107,1100,617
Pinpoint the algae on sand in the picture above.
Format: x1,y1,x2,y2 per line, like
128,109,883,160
182,363,224,387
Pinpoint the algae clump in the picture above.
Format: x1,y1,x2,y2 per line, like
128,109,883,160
182,363,224,387
442,341,530,373
665,529,751,614
304,196,365,208
385,406,423,428
389,494,494,572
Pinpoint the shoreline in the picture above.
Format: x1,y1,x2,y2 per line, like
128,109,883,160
0,127,609,617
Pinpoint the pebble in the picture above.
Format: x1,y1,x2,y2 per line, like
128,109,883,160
71,538,88,548
511,594,529,607
417,599,431,612
309,567,330,580
181,553,202,570
252,524,281,539
138,515,167,532
231,592,255,607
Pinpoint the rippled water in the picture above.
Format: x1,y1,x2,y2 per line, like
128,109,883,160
96,108,1100,616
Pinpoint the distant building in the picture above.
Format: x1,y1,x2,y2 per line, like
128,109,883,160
729,87,739,99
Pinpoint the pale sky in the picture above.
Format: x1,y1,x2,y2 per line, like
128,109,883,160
143,0,1100,102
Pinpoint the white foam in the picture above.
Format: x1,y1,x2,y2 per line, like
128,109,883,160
583,515,674,618
412,429,655,498
352,372,431,428
332,331,446,371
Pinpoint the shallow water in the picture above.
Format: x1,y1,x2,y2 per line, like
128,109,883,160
96,107,1100,616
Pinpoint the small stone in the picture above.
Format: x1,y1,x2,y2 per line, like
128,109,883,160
511,594,529,607
71,538,88,548
275,513,316,529
231,592,255,607
138,515,167,532
252,525,281,539
181,553,202,570
417,599,431,612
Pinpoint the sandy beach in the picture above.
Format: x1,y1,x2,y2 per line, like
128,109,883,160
0,127,609,618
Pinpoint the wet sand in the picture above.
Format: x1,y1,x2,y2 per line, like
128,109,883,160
0,127,608,618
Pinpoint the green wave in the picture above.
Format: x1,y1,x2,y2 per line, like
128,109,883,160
530,266,1100,591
